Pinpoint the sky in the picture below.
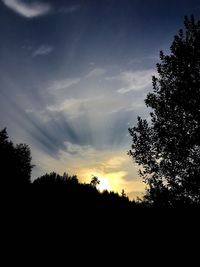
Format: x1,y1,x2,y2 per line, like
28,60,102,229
0,0,200,199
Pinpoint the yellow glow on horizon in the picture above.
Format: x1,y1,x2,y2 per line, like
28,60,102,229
84,170,128,194
33,147,145,199
97,176,111,192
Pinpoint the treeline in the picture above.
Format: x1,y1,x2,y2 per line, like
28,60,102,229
1,126,199,209
0,128,141,210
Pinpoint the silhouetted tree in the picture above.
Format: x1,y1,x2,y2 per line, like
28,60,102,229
128,16,200,206
0,128,33,185
121,189,127,198
33,172,78,185
90,175,100,188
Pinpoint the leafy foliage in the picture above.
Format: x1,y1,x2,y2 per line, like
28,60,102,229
129,16,200,206
0,128,33,185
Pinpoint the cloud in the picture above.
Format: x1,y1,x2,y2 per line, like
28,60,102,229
2,0,52,18
38,68,149,150
105,156,127,170
32,45,54,57
107,69,155,94
86,68,106,78
59,4,81,14
63,141,95,157
47,78,80,91
46,98,89,118
45,95,131,121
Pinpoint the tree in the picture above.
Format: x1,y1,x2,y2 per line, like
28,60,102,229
0,128,33,185
33,172,78,185
121,189,127,198
128,16,200,206
90,175,100,188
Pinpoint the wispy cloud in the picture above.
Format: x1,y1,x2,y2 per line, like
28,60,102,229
47,78,80,91
2,0,52,18
32,45,54,57
86,68,106,78
46,98,89,119
59,4,81,14
107,69,155,94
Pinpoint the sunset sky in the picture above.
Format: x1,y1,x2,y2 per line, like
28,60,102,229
0,0,199,199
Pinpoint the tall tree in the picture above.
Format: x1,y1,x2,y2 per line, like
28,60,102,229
128,16,200,206
0,128,33,186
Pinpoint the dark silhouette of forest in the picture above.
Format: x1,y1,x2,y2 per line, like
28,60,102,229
1,16,200,209
1,127,141,211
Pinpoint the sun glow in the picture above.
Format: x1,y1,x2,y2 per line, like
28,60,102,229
97,176,111,192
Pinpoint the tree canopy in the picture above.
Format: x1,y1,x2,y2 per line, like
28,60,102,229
0,128,33,186
129,16,200,206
